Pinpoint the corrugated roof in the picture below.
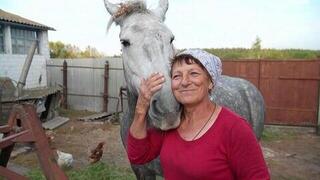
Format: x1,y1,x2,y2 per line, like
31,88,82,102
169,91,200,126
0,9,55,30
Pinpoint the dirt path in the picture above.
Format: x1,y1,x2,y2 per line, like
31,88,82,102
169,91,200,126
10,112,320,179
261,126,320,180
12,118,131,170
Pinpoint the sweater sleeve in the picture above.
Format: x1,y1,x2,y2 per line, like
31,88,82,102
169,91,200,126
228,119,270,180
127,128,164,164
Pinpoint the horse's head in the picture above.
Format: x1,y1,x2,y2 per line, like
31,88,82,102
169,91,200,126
104,0,181,130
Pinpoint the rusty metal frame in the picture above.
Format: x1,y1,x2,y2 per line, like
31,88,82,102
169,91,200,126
0,104,68,180
103,61,109,112
116,86,127,113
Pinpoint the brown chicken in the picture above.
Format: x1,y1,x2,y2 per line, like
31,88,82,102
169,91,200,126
89,142,105,164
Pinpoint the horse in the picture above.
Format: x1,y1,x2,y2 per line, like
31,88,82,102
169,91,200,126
104,0,265,179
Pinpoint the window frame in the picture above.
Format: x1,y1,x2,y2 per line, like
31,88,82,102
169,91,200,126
0,24,4,53
11,26,38,54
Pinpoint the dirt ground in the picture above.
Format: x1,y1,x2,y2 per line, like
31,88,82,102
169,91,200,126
9,110,320,179
261,126,320,180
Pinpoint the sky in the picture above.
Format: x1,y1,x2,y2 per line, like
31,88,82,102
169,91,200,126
1,0,319,56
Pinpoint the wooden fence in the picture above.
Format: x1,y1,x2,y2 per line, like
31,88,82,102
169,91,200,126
223,59,320,127
47,58,320,127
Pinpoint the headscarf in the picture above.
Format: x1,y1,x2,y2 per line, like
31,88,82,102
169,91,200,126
176,49,222,86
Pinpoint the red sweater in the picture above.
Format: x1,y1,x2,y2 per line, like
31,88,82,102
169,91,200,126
127,107,270,180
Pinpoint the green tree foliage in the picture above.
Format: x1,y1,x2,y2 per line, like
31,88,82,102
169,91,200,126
251,36,262,59
204,48,320,60
204,36,319,60
251,36,262,50
49,41,105,58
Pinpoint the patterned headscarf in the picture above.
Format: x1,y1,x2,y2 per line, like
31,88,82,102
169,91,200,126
176,49,222,86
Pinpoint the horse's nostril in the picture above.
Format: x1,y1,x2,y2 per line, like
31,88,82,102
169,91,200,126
151,99,162,115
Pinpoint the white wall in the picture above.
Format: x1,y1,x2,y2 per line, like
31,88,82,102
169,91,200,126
0,24,50,89
0,54,48,88
38,31,50,58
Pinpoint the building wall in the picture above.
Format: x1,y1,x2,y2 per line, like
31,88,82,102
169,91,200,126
0,24,50,88
38,31,50,58
0,54,48,88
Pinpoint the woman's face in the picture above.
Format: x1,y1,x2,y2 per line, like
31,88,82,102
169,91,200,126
171,60,212,106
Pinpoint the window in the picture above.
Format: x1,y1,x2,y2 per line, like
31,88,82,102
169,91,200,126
0,25,4,53
11,27,38,54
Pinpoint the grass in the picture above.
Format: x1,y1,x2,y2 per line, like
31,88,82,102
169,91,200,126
57,108,96,119
261,127,298,142
26,162,135,180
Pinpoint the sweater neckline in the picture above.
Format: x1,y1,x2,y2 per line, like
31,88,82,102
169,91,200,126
175,106,224,143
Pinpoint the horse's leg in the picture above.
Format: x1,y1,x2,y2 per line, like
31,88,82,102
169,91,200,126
132,165,157,180
121,90,158,179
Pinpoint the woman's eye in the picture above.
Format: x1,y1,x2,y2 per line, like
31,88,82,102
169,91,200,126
190,72,199,76
120,39,131,47
172,74,180,79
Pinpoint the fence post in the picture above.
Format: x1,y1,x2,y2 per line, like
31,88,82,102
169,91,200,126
257,59,262,91
0,87,2,123
62,60,68,109
103,61,109,112
317,62,320,135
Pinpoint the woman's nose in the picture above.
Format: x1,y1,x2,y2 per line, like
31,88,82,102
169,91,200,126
181,75,191,86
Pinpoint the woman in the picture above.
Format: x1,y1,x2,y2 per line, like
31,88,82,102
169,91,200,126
128,49,270,179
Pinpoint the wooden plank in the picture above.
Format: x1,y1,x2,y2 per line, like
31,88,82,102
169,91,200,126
78,112,113,121
42,116,69,130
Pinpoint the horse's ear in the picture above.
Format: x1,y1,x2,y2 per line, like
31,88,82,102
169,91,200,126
104,0,119,16
152,0,169,21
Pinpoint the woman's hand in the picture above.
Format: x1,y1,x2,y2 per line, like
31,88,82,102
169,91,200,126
136,72,165,114
131,72,165,139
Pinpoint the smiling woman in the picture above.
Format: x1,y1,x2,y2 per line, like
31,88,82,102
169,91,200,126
171,54,213,106
128,48,270,179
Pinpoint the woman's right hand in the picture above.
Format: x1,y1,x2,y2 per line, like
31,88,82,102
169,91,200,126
130,72,165,139
136,72,165,115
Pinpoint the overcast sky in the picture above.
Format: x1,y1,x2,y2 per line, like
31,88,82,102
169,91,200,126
1,0,319,56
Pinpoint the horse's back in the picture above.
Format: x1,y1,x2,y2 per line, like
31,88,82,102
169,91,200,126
211,75,265,138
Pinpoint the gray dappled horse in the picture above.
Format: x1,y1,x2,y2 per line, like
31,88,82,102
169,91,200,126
104,0,265,179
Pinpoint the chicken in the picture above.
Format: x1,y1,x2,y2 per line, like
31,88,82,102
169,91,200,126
89,142,105,164
57,150,73,168
45,130,55,144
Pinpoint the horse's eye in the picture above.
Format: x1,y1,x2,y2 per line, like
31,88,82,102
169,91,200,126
120,39,131,47
170,36,175,44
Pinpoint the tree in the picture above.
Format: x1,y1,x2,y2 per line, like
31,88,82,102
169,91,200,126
251,36,262,50
49,41,105,58
80,46,104,58
251,36,262,59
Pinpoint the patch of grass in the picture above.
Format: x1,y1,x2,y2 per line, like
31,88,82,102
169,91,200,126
26,162,135,180
261,127,298,142
58,108,96,119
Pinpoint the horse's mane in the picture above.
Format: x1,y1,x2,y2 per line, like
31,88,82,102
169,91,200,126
107,0,149,32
